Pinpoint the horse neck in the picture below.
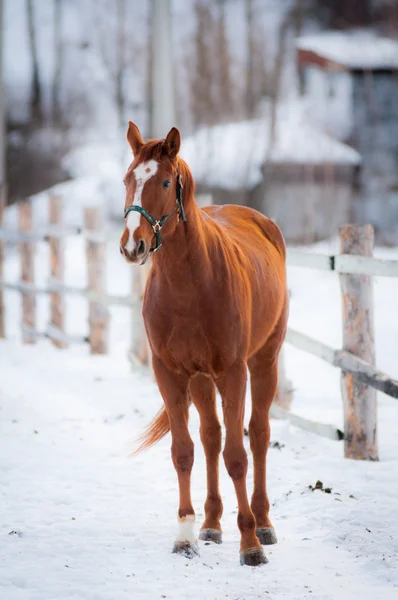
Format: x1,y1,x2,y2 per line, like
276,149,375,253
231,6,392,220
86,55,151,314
151,196,210,289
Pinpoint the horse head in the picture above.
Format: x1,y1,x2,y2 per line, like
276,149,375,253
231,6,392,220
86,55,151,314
120,121,184,265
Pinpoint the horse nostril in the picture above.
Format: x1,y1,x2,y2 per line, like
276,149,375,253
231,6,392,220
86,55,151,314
137,240,146,256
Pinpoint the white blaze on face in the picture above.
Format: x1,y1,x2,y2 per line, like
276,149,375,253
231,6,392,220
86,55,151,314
175,514,197,544
125,159,159,253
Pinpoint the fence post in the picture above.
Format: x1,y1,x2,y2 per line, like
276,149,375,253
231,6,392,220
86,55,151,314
339,224,378,460
48,194,67,348
84,207,109,354
19,200,36,343
274,345,293,411
130,261,152,367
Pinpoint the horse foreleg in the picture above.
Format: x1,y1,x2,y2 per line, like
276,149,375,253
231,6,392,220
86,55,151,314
152,357,198,558
216,360,267,566
189,374,223,544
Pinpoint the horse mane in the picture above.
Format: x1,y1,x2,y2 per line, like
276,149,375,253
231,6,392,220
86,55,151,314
176,156,196,206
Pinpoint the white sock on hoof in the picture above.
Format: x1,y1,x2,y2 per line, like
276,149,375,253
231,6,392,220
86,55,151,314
176,514,197,544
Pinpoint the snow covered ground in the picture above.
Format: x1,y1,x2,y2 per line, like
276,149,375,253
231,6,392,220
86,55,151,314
1,232,398,599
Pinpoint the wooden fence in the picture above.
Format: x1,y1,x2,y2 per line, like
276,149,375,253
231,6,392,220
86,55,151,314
0,195,144,360
1,196,397,460
284,224,398,461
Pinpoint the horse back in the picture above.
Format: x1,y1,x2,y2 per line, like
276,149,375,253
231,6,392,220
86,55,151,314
202,204,286,263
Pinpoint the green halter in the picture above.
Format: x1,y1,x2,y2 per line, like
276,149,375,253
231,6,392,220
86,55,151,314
124,173,187,253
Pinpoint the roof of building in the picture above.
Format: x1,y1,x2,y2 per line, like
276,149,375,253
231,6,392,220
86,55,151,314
296,30,398,70
180,107,361,191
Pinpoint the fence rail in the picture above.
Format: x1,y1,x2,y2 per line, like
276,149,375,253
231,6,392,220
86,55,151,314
285,328,398,399
270,403,344,442
0,280,139,307
287,249,398,277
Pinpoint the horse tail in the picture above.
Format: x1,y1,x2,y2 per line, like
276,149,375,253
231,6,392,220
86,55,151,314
132,406,170,455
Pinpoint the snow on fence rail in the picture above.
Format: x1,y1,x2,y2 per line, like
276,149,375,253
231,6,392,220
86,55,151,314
285,224,398,461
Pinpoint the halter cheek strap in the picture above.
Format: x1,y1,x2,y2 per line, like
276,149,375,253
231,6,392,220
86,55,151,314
124,173,187,253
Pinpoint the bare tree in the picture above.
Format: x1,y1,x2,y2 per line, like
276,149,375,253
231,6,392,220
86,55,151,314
116,0,126,130
245,0,256,117
52,0,63,126
27,0,43,123
0,0,6,336
191,1,216,127
215,0,234,121
268,0,307,147
245,0,270,118
91,0,128,131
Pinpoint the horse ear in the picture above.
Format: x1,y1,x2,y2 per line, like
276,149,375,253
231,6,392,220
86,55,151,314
164,127,181,159
126,121,144,155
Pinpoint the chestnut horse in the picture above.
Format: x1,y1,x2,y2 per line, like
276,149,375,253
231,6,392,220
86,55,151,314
120,122,288,566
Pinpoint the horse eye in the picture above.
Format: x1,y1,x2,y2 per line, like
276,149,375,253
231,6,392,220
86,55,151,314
162,180,171,189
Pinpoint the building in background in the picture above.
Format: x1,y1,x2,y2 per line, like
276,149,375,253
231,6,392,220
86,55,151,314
181,105,361,244
297,30,398,244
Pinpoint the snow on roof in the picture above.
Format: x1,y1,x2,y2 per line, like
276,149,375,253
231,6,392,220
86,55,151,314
296,30,398,70
180,109,361,190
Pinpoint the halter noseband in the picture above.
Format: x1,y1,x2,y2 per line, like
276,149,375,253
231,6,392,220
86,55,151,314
124,173,187,253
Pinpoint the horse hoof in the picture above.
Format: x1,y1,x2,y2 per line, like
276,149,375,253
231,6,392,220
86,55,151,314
240,547,268,566
256,527,278,545
172,541,200,559
199,528,222,544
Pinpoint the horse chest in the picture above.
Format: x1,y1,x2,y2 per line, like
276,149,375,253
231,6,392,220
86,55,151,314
146,309,231,376
170,320,210,366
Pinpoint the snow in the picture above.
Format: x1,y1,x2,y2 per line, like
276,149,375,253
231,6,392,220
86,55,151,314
299,69,354,142
181,106,361,190
297,30,398,71
1,217,398,598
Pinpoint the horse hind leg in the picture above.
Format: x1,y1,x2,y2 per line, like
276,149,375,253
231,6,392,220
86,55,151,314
247,342,281,546
189,374,223,544
216,360,267,566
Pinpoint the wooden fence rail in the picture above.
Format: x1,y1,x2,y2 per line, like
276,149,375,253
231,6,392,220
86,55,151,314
270,403,344,442
285,329,398,399
0,280,139,306
287,249,398,277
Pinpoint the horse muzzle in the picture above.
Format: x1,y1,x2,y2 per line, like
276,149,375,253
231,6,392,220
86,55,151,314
120,238,149,265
